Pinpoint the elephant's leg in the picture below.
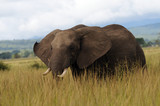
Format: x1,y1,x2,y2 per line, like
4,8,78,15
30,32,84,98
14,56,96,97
71,68,84,78
70,63,85,80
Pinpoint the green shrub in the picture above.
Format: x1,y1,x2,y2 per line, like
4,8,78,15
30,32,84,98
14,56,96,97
0,61,10,71
31,62,47,69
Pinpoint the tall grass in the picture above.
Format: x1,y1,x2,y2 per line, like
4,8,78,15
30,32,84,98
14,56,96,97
0,48,160,106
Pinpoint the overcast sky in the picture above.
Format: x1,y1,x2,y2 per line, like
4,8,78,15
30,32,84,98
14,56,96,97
0,0,160,40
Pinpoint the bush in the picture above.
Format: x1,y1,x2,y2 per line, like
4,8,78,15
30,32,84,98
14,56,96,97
0,61,10,71
0,52,12,59
12,53,21,58
31,62,47,69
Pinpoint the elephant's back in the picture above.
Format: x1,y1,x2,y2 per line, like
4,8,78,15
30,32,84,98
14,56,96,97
102,24,135,40
102,24,146,67
103,24,127,30
102,24,137,56
71,24,87,30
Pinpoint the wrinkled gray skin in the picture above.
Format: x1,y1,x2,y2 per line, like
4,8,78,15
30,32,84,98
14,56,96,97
33,24,146,78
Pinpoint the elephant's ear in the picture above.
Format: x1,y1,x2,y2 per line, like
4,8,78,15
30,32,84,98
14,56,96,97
76,27,112,69
33,29,61,66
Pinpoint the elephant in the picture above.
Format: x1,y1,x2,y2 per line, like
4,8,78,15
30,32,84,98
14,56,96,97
33,24,146,79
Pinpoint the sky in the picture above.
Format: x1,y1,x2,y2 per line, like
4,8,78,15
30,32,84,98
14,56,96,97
0,0,160,40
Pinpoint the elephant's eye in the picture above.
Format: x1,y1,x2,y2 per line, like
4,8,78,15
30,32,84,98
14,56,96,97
51,46,52,50
69,45,75,50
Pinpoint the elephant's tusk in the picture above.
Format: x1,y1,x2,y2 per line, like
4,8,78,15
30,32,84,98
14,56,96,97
43,68,51,76
57,68,68,78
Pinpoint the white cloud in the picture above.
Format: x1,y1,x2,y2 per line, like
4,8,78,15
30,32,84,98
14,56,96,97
0,0,160,40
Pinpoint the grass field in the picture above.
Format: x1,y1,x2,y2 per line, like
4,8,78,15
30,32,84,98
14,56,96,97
0,47,160,106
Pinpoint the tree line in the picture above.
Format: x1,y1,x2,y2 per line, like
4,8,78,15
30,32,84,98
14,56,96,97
0,37,160,59
136,37,160,47
0,50,34,59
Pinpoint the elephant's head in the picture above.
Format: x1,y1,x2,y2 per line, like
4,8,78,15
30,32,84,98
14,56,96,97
33,25,112,77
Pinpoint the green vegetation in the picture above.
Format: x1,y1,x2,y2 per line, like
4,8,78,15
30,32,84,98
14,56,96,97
0,52,12,59
31,61,47,69
0,39,37,59
0,61,10,71
0,47,160,105
0,50,34,59
136,38,147,47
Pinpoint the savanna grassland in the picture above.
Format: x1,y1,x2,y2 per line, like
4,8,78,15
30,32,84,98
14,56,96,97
0,47,160,106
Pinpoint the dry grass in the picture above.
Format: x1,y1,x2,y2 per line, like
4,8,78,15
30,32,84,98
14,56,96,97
0,47,160,106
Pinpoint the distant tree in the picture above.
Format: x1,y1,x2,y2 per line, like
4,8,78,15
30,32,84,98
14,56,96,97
23,50,30,57
0,52,12,59
136,38,146,47
13,53,21,58
28,52,35,57
153,35,160,46
155,39,160,44
154,39,160,46
146,41,153,47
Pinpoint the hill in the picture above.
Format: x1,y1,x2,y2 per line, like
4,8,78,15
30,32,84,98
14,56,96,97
128,23,160,40
0,39,39,53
